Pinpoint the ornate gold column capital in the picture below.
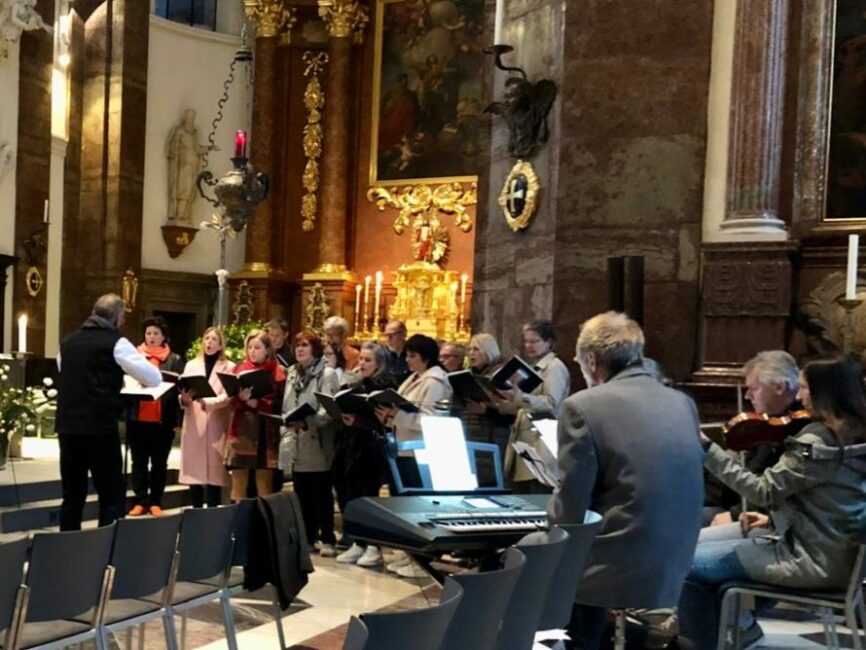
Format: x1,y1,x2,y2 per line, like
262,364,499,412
244,0,297,39
317,0,369,42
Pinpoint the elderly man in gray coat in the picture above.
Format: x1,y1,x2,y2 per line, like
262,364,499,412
548,312,705,650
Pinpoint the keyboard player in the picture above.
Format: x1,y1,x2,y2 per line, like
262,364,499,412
549,312,704,650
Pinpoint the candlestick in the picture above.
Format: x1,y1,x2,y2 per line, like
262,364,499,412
354,284,361,334
374,271,383,330
17,313,27,353
234,130,248,159
363,275,371,331
847,234,859,300
43,199,49,224
840,298,864,355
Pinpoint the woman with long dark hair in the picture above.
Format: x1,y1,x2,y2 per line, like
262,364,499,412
679,356,866,649
334,342,396,567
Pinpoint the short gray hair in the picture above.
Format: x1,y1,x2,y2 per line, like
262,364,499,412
743,350,799,393
576,311,645,372
468,332,501,366
92,293,125,324
323,316,350,334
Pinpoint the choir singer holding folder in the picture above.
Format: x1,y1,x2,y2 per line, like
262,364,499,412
55,294,161,531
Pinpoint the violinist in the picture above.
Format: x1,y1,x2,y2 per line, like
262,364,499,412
678,356,866,649
703,351,801,527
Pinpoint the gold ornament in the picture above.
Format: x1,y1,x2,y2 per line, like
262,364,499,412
301,51,328,232
304,283,331,334
244,0,297,39
318,0,369,42
498,160,541,232
366,183,476,265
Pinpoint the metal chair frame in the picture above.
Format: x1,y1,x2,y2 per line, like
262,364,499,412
716,546,866,650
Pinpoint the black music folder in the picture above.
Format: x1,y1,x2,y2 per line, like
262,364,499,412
491,356,543,393
367,388,420,413
177,375,217,399
262,401,317,425
160,370,181,384
314,392,343,422
217,369,273,399
448,370,501,403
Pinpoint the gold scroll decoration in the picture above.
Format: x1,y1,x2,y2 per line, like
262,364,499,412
318,0,369,43
366,183,476,267
301,51,329,232
305,282,331,334
244,0,297,39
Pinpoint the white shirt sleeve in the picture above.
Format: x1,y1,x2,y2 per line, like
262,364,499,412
114,337,161,387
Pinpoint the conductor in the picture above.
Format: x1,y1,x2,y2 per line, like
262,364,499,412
55,294,161,530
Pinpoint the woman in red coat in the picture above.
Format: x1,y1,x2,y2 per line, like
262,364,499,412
224,329,285,502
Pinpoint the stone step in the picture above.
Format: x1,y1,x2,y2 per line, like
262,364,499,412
0,482,193,533
0,469,181,507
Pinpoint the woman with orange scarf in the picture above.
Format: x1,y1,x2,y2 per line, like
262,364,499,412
126,316,184,516
224,329,286,501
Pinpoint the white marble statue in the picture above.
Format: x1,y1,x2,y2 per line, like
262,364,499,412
0,0,47,58
165,108,209,224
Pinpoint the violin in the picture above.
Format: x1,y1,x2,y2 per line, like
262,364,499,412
722,409,812,451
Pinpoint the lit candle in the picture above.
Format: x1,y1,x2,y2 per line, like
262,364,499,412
374,271,383,327
354,284,362,334
42,199,49,224
234,130,248,159
363,275,371,330
847,234,859,300
17,313,27,353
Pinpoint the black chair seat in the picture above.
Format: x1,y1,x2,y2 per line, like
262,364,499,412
17,619,92,648
171,580,222,606
103,597,162,625
720,580,847,604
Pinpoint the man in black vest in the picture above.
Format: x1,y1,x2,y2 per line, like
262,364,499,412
55,294,161,530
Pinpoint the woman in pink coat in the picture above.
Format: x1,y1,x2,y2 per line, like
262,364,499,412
178,327,234,507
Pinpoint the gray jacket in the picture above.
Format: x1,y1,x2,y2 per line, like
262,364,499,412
705,423,866,589
281,358,340,473
548,365,705,609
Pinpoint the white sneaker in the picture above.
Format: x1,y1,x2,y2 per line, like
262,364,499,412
336,543,365,563
357,545,383,567
386,551,412,573
319,543,337,557
396,561,428,579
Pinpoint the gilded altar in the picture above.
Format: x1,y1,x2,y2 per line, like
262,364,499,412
388,261,468,341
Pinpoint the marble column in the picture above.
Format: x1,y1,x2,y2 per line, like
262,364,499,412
234,0,296,321
241,0,295,275
720,0,788,239
308,0,367,276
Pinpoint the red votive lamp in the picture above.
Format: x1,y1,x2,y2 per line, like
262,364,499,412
234,130,248,159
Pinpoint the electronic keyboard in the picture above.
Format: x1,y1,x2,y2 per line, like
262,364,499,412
342,494,550,554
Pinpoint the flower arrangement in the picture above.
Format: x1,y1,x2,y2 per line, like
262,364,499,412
0,364,57,469
185,321,266,363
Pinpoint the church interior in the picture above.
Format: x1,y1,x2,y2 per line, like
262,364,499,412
1,0,866,649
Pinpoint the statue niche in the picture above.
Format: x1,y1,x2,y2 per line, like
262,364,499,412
162,108,207,257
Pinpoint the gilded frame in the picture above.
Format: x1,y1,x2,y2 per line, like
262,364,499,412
369,0,479,187
498,160,540,232
795,0,866,231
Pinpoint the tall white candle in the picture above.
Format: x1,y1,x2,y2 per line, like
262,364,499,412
17,313,27,353
374,271,383,326
494,0,504,43
847,234,859,300
42,199,49,224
